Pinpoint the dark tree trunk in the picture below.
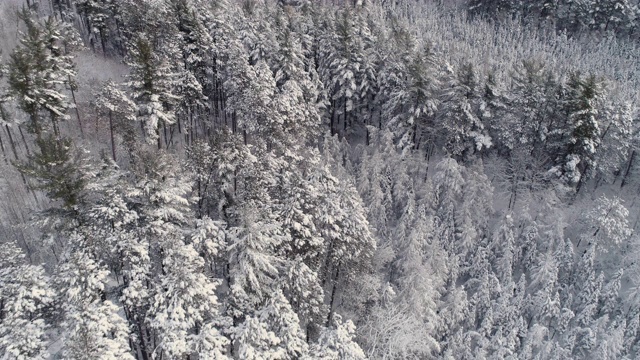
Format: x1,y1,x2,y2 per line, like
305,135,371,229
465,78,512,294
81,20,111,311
69,75,83,138
17,126,31,156
0,130,7,164
326,266,340,326
108,110,116,162
621,150,636,188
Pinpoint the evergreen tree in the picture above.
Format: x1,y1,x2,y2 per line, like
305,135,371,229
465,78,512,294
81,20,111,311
506,59,560,156
57,249,134,360
5,10,78,139
235,290,308,359
126,33,180,150
310,314,367,360
592,0,636,33
438,62,492,158
95,81,138,160
227,204,287,317
384,45,439,152
319,7,372,136
0,242,54,360
594,101,634,184
558,72,605,188
148,236,229,359
490,213,516,284
74,0,113,55
14,135,91,210
586,195,633,247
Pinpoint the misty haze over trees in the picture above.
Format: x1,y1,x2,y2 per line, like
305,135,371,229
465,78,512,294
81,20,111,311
2,0,640,358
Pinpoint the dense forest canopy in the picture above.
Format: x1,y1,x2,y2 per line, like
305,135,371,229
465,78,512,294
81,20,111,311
1,0,640,359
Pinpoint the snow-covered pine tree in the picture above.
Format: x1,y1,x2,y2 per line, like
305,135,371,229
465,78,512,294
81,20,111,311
57,248,134,360
559,72,605,189
437,62,491,159
74,0,113,55
95,81,138,160
5,9,77,139
310,314,367,360
148,232,229,359
126,33,180,150
0,242,55,360
595,101,634,185
490,213,516,285
384,45,439,152
314,155,376,323
234,290,308,359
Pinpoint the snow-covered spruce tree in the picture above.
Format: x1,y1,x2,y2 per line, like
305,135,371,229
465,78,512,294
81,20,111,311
148,227,230,359
431,157,465,257
238,0,279,67
489,213,516,285
78,157,154,358
355,130,395,241
223,147,288,319
226,199,287,319
389,201,442,350
0,242,55,360
375,15,415,133
271,150,329,332
281,258,327,334
110,0,174,50
457,161,493,261
275,151,325,264
480,70,510,154
219,32,287,148
591,0,637,33
186,139,218,219
468,0,519,18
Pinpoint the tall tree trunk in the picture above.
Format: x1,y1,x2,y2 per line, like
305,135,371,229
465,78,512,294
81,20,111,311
168,125,175,148
621,150,636,188
99,28,107,58
163,123,168,149
330,100,336,136
18,126,31,156
157,126,162,150
326,266,340,326
69,76,84,138
108,110,116,162
0,131,7,164
4,126,28,186
343,100,347,133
